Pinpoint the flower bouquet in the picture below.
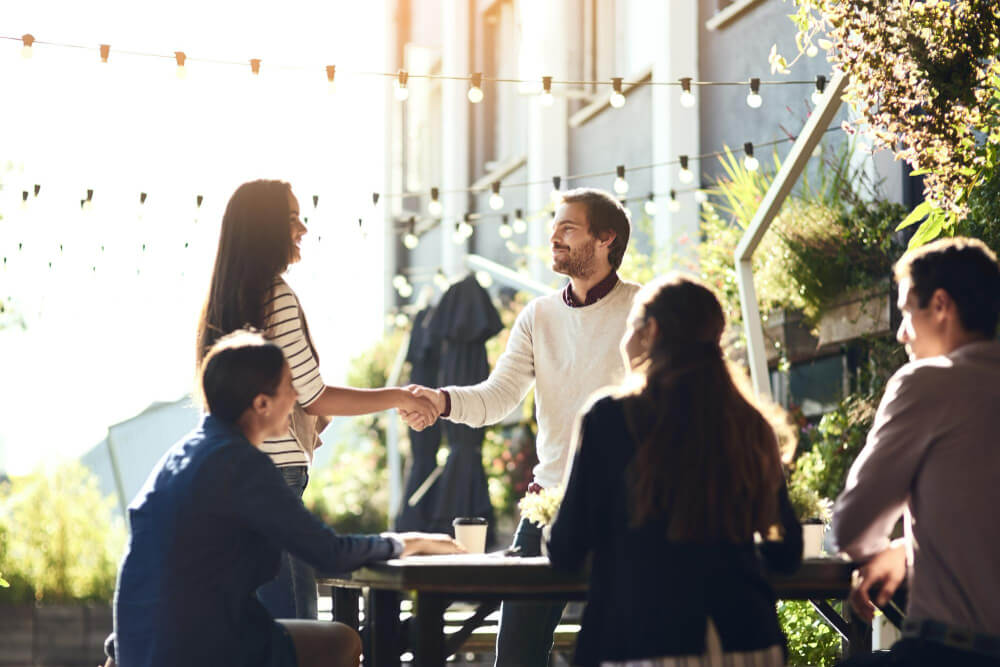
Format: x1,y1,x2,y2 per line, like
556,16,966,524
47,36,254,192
517,486,564,527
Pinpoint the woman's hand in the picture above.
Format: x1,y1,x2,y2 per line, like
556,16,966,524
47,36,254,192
393,532,467,557
396,387,440,431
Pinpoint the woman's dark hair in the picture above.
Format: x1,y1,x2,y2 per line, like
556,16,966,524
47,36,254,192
196,179,296,365
622,274,784,542
200,330,286,423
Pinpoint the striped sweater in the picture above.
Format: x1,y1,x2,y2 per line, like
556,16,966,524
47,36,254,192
261,277,325,467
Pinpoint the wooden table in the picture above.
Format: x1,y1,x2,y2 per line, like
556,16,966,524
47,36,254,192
319,554,870,666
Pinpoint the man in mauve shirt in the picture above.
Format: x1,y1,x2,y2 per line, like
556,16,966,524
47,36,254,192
834,237,1000,666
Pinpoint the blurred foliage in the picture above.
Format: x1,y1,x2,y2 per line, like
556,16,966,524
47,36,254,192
0,463,125,603
304,428,390,535
772,0,1000,246
778,600,842,667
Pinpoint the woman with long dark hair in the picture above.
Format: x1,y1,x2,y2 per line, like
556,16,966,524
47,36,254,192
547,274,802,666
196,180,437,620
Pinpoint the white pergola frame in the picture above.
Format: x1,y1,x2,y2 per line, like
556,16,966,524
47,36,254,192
736,72,849,399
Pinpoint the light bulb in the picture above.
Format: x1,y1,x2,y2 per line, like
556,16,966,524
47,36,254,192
811,89,824,105
812,75,827,105
452,228,465,244
398,283,413,298
468,86,483,104
20,35,34,59
746,92,763,108
175,52,187,80
644,197,657,216
680,90,696,108
489,193,504,209
475,270,494,288
394,83,409,101
540,91,554,106
392,274,408,290
176,65,187,80
403,232,419,249
326,65,336,95
428,199,443,216
609,77,625,108
613,177,629,195
668,193,681,213
540,75,554,106
513,211,527,234
694,190,708,204
394,312,409,328
459,220,474,238
434,271,450,291
499,219,513,239
505,240,519,253
806,44,819,58
679,168,694,184
744,155,760,171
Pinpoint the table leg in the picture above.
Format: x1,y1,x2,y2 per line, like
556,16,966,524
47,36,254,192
843,599,873,658
365,588,402,667
411,592,448,666
333,586,360,630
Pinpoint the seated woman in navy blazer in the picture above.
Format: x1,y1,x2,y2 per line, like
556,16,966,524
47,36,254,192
105,331,462,667
547,274,802,667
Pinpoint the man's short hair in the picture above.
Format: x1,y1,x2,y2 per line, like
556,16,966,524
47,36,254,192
894,237,1000,338
560,188,632,270
200,329,286,422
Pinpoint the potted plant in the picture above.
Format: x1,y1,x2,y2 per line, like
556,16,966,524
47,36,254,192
787,483,833,558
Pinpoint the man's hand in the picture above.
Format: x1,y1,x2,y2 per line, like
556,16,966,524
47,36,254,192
398,385,445,431
849,540,907,623
392,532,466,557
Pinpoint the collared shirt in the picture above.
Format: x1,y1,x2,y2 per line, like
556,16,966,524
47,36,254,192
562,271,619,308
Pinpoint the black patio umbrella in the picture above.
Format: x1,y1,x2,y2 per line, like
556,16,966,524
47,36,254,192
394,304,443,532
426,274,503,547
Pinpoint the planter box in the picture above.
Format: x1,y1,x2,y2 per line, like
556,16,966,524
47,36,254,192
816,287,893,347
0,603,112,667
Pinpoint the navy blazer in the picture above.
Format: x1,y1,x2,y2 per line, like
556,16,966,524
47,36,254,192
112,415,396,667
547,396,802,666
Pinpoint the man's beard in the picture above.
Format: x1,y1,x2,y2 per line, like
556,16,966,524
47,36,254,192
552,239,597,278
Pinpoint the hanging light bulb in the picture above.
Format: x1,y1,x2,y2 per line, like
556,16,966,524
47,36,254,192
743,142,759,172
678,155,694,184
250,58,262,77
428,187,443,216
394,311,410,328
83,189,94,212
452,221,465,245
434,268,450,291
459,213,474,239
392,274,408,290
549,176,563,205
812,75,827,105
21,34,34,59
613,165,629,195
21,191,28,210
505,240,519,253
475,270,494,288
100,44,111,64
403,217,420,249
679,77,696,108
746,77,762,108
513,209,527,234
694,189,708,204
326,65,337,94
394,70,410,101
644,193,657,216
467,72,484,104
174,51,187,79
540,76,554,106
668,190,681,213
372,192,381,207
609,77,626,108
398,282,414,298
806,44,819,58
499,214,513,239
489,182,504,210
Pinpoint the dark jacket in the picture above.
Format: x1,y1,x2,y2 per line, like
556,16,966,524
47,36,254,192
547,395,802,666
112,415,395,667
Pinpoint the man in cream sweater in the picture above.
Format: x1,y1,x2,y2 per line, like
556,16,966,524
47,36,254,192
409,188,641,666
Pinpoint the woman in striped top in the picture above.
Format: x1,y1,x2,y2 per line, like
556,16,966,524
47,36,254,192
196,180,437,621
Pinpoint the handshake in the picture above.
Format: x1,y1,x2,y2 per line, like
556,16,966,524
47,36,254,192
397,385,447,431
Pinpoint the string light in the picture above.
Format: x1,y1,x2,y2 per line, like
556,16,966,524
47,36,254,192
428,187,442,216
743,142,759,171
540,76,554,106
33,185,40,197
83,189,94,212
475,270,494,288
20,34,33,59
550,176,563,205
746,77,762,108
694,189,708,204
100,44,110,63
812,75,827,105
489,182,504,210
467,72,484,104
499,214,513,239
668,190,681,212
398,282,413,298
21,191,28,210
433,268,450,291
678,155,694,184
392,274,408,290
644,193,657,216
250,58,262,76
174,51,187,79
394,311,409,328
609,77,626,108
679,77,696,108
403,217,420,249
394,70,409,101
326,65,336,94
513,209,527,234
452,221,465,245
312,195,319,209
458,213,474,239
372,192,380,207
613,165,629,195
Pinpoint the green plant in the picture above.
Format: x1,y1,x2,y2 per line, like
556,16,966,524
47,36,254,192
517,486,564,527
0,463,125,603
303,431,390,534
778,600,842,666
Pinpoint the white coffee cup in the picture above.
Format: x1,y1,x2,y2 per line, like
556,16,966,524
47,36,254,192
802,521,825,558
452,517,488,553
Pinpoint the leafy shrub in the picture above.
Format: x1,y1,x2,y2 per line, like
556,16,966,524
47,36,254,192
0,463,125,603
778,600,842,667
